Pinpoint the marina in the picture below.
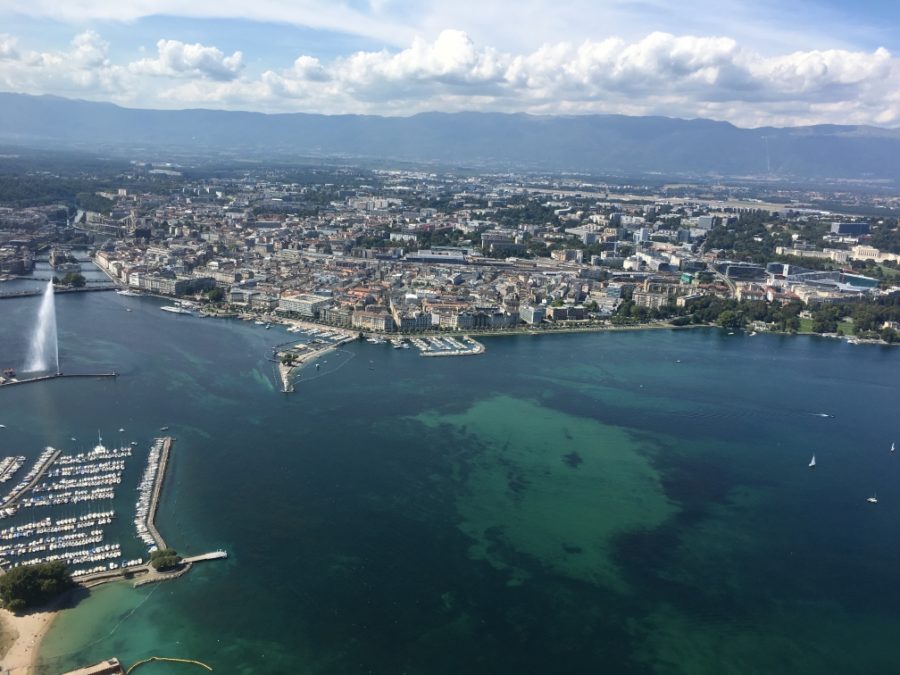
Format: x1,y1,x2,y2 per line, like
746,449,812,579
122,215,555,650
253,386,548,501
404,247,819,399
0,447,62,512
411,335,486,357
0,433,225,586
0,455,25,483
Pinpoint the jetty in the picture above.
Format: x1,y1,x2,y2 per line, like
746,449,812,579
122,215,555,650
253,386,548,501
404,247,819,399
276,334,354,393
0,372,119,388
145,437,172,550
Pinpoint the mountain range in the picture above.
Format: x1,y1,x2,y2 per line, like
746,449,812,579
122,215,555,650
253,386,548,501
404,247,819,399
2,92,900,180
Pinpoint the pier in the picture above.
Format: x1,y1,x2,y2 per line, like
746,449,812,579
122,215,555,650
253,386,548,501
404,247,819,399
276,334,355,393
145,437,172,550
183,550,228,563
0,448,61,509
0,372,118,388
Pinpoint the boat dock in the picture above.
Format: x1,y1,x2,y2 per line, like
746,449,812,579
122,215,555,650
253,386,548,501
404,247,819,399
412,336,485,357
0,447,62,510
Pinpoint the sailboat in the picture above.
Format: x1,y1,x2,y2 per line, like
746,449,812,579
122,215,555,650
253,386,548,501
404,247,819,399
891,442,895,454
867,493,878,504
808,455,816,468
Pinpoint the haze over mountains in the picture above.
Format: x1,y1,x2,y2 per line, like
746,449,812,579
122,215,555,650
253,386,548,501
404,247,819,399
2,92,900,181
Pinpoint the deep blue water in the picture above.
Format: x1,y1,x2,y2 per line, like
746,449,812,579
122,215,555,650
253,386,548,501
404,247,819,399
0,290,897,674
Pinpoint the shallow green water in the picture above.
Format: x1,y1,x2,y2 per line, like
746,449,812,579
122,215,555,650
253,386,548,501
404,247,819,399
0,291,898,673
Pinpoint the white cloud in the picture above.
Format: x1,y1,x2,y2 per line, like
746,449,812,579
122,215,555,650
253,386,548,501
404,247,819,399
0,31,126,98
69,30,109,68
0,34,19,60
0,28,899,128
130,39,244,81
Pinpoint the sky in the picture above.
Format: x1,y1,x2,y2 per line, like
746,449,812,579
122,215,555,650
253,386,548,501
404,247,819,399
1,0,899,128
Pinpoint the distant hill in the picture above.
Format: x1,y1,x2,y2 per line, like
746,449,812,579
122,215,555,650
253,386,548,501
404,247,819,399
2,92,900,180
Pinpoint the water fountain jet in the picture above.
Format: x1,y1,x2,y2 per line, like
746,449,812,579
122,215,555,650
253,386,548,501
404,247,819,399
25,281,59,374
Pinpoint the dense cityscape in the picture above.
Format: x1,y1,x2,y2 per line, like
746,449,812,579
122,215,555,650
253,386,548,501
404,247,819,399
2,162,899,348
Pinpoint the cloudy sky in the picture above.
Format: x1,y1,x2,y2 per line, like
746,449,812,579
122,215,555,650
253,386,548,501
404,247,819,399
1,0,899,127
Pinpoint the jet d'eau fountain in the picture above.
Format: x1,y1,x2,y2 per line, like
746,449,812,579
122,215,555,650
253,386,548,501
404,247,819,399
25,281,59,374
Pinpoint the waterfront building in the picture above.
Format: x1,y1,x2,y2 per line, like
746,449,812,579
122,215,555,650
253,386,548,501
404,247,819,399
352,309,396,332
321,306,353,327
520,305,546,325
278,293,332,318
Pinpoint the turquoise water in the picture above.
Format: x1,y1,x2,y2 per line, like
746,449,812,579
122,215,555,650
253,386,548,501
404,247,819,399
0,291,898,673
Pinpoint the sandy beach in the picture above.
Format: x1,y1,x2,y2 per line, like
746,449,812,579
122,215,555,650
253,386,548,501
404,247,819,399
0,605,59,674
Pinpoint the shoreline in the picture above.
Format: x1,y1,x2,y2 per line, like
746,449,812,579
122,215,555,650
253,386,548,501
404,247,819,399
0,591,73,675
87,269,898,348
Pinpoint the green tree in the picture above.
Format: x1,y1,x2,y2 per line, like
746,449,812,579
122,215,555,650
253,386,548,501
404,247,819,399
716,310,743,328
58,272,86,287
0,561,73,612
149,548,182,571
206,287,225,303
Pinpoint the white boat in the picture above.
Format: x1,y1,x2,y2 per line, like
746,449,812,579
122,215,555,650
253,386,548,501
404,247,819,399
892,442,895,454
160,306,191,315
116,289,142,297
867,493,878,504
808,455,816,468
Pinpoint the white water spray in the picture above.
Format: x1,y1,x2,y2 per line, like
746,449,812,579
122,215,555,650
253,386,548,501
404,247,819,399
25,281,59,374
